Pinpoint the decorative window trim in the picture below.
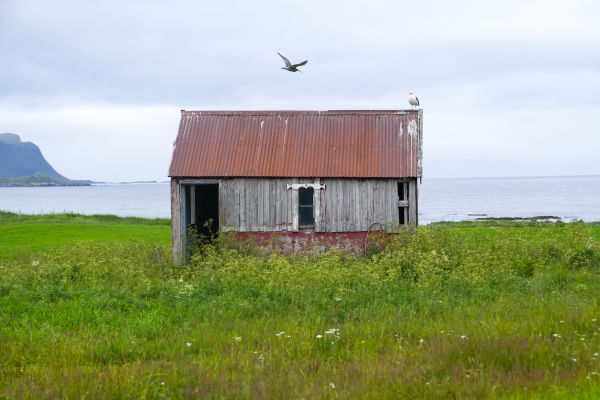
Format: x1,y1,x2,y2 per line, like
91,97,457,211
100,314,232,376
287,183,326,191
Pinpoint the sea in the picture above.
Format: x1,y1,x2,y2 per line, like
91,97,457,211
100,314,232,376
0,176,599,225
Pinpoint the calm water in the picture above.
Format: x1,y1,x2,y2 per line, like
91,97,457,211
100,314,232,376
1,176,599,224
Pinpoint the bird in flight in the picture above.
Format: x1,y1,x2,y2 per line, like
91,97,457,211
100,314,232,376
408,91,420,108
278,52,308,72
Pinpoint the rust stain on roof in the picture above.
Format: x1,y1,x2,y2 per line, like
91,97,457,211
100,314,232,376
169,110,422,178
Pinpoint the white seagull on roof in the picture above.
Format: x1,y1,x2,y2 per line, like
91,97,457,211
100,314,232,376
408,91,420,108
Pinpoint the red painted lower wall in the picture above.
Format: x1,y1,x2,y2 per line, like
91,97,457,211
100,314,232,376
229,231,393,254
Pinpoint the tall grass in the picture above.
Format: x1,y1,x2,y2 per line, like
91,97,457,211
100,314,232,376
1,220,600,398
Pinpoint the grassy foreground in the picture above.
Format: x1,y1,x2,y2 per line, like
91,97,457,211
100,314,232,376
1,215,600,399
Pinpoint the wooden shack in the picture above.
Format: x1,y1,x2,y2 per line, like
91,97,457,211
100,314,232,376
169,109,423,262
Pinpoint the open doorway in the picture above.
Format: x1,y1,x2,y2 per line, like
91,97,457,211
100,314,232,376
184,183,219,244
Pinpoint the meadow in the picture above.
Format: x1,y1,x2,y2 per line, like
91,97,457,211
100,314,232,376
1,212,600,399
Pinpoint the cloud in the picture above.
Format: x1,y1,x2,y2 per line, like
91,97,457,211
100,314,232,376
1,0,599,179
0,103,179,181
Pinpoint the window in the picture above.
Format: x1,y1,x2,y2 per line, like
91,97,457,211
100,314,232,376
298,187,315,229
398,182,409,226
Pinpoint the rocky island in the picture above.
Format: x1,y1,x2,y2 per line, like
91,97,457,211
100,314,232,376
0,133,90,186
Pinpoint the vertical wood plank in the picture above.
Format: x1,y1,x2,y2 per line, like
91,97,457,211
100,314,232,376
313,178,321,232
170,179,182,264
240,179,246,231
263,179,270,231
322,179,330,232
409,178,418,227
366,180,373,229
275,179,280,231
292,178,298,231
269,179,276,230
246,179,253,231
257,179,264,231
354,180,360,231
334,180,340,232
253,179,259,231
283,178,289,231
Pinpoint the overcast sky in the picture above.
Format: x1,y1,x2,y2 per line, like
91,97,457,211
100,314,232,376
1,0,599,181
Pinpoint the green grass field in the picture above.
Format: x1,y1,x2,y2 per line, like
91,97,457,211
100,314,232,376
1,214,600,398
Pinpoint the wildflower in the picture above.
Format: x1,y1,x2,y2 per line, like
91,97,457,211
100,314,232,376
553,333,561,338
593,319,597,322
186,342,192,347
419,338,424,343
275,332,285,336
330,383,336,389
287,335,291,338
560,320,564,323
425,382,430,385
361,340,365,344
466,374,470,378
31,260,39,267
334,296,341,302
316,334,323,339
572,358,577,362
234,336,241,342
460,335,467,339
160,382,164,385
594,353,599,356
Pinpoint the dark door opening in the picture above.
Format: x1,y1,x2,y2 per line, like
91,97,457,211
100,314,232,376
185,184,219,243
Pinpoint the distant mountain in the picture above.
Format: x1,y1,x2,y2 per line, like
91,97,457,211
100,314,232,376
0,133,78,185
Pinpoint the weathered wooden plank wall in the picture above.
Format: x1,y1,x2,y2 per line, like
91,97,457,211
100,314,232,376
219,178,416,233
170,179,183,263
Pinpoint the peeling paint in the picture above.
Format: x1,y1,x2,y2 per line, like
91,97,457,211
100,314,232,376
408,120,418,137
231,231,393,254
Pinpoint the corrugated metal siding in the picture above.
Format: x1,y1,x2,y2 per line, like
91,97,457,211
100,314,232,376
169,110,422,178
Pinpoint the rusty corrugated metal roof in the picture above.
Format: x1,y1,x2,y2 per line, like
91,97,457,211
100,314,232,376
168,110,422,178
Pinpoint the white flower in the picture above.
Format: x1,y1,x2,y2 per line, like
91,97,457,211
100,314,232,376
560,320,564,323
316,334,323,339
594,352,599,356
275,332,285,336
460,335,467,339
186,342,192,347
593,319,597,322
572,358,577,362
425,382,430,385
552,333,561,338
330,383,336,389
234,336,241,342
160,382,164,385
419,338,424,343
334,296,341,302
